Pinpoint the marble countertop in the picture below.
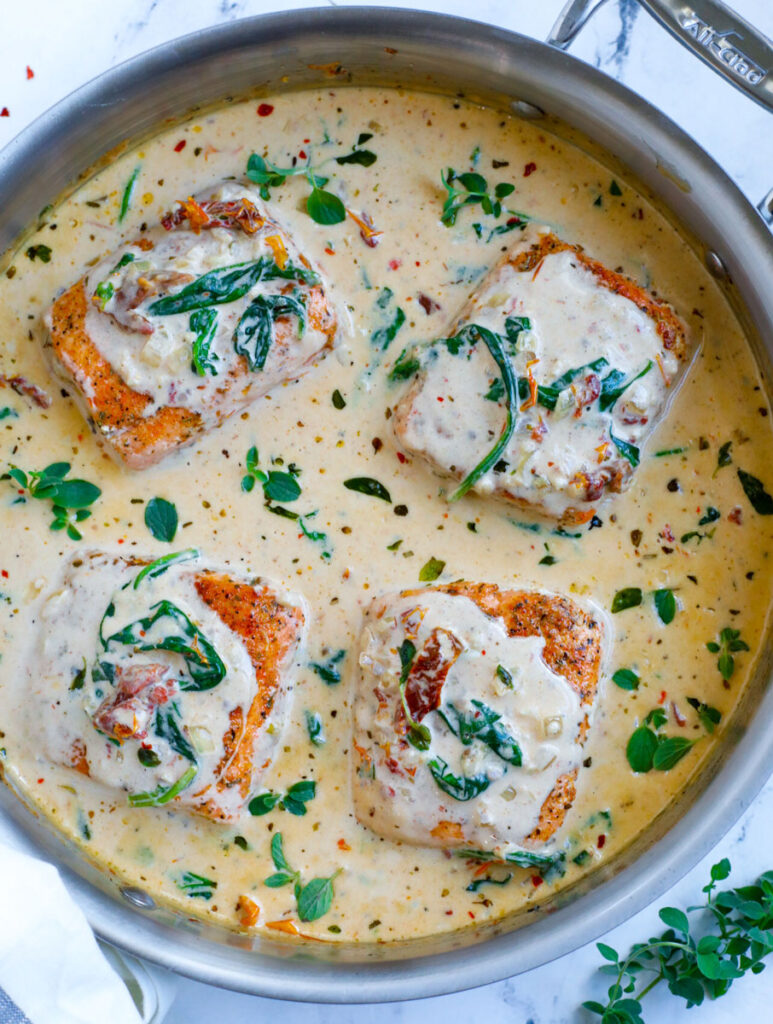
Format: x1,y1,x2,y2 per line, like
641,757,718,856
1,2,772,1022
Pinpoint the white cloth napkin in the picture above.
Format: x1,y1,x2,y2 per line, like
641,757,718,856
0,842,143,1024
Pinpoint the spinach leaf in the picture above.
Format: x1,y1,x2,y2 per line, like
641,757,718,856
371,307,406,350
189,308,219,376
153,703,197,763
737,469,773,515
599,360,653,412
388,348,421,382
610,432,640,467
428,756,490,801
148,257,317,316
309,649,346,685
102,599,225,691
538,357,609,411
118,165,141,223
233,290,306,372
132,548,199,590
305,710,325,746
466,873,513,892
128,763,197,806
438,700,522,766
714,440,732,475
444,324,519,501
174,869,217,899
343,477,391,502
144,496,178,543
396,638,431,752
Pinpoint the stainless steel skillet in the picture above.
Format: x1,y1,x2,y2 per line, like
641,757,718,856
0,4,772,1004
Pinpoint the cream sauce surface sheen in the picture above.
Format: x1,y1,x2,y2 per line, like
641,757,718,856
0,86,771,944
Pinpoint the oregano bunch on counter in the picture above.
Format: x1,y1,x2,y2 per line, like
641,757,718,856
583,858,773,1023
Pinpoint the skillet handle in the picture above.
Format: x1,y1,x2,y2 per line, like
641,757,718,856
637,0,773,114
549,0,773,114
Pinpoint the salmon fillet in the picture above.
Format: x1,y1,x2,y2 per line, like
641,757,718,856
45,183,338,469
352,582,604,855
30,551,305,822
393,226,690,524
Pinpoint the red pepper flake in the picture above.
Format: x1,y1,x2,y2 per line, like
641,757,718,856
436,396,444,403
337,838,351,851
524,162,537,176
658,690,667,705
117,538,125,545
597,834,606,849
324,247,335,256
531,875,543,888
26,66,34,80
303,138,310,144
468,911,475,919
257,103,274,117
173,139,186,153
396,452,406,464
37,778,44,784
445,909,453,915
728,506,743,525
0,108,9,118
298,149,307,160
1,570,7,578
388,258,401,270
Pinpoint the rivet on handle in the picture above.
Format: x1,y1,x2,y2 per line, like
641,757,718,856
704,251,728,280
121,886,156,910
512,100,545,119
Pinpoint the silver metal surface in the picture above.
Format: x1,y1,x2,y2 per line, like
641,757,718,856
548,0,611,49
759,186,773,225
0,6,772,1004
704,250,729,278
549,0,773,113
638,0,773,113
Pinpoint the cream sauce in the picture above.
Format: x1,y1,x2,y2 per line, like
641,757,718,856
0,86,771,944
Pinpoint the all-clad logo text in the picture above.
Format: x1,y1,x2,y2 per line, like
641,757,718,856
679,10,767,86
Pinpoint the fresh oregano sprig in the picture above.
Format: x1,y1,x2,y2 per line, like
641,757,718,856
583,858,773,1023
440,168,516,227
246,132,376,226
264,832,341,922
3,462,101,540
241,446,301,502
707,626,749,681
248,780,316,817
